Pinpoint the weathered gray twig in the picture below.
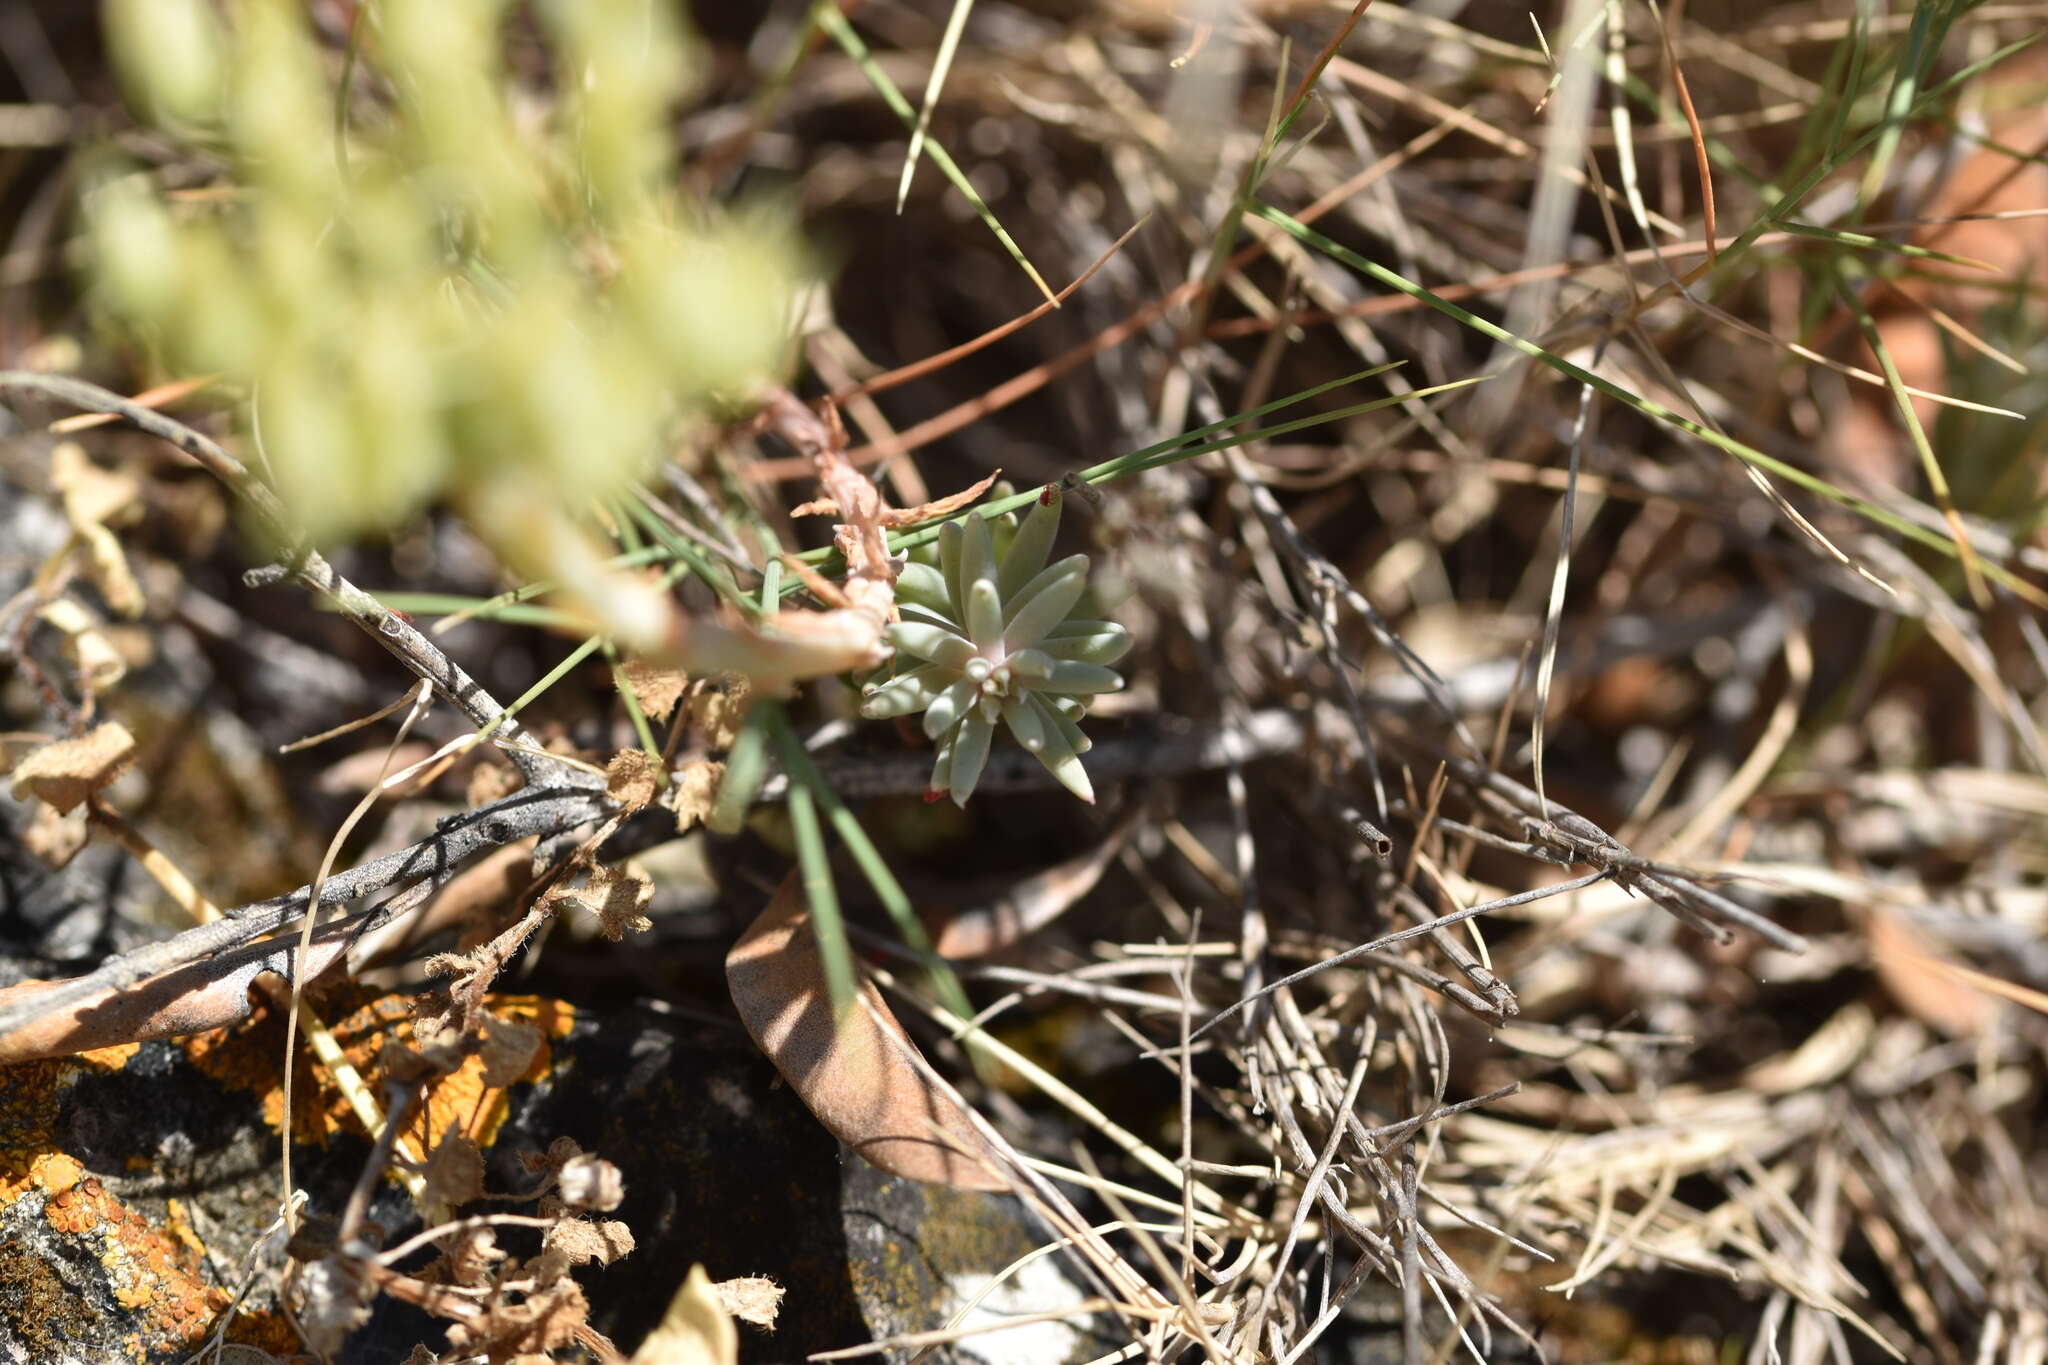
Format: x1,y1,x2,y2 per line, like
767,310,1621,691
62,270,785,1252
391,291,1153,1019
0,785,611,1054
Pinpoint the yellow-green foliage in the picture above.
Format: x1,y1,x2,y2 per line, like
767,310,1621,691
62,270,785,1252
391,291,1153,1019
93,0,805,547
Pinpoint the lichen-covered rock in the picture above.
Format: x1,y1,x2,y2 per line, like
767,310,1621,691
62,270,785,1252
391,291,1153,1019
0,997,1102,1363
0,1043,300,1364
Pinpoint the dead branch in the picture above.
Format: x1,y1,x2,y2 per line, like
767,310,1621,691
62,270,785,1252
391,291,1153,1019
0,784,611,1060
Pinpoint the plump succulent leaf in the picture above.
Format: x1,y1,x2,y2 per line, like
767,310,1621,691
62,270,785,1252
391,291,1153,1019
1003,559,1089,649
997,493,1060,599
1041,622,1132,666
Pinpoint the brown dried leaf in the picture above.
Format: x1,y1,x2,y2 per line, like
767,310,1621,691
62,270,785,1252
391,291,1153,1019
669,760,723,833
596,866,655,940
713,1277,783,1331
632,1265,737,1365
545,1216,636,1266
446,1277,592,1360
791,469,1000,528
440,1225,506,1287
606,749,662,811
725,874,1005,1191
422,1132,486,1218
480,1013,544,1088
549,865,656,941
9,722,136,813
929,812,1136,959
50,444,145,618
466,759,520,809
39,598,127,693
77,522,145,619
50,441,139,530
687,684,748,751
876,469,1000,528
619,659,688,720
762,393,896,643
1867,904,1993,1038
23,801,90,869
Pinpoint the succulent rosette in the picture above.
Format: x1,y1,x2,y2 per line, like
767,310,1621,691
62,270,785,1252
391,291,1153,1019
859,489,1130,805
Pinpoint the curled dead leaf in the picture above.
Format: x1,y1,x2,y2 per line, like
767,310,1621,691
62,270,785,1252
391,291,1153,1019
632,1265,737,1365
928,812,1136,959
547,864,655,941
50,442,145,618
421,1131,486,1220
668,760,723,833
9,722,136,813
713,1276,782,1331
726,873,1005,1191
38,597,127,694
544,1216,635,1267
687,683,747,750
619,659,687,721
480,1013,544,1088
50,441,139,528
1867,904,1996,1038
791,468,999,529
24,801,90,868
606,749,663,811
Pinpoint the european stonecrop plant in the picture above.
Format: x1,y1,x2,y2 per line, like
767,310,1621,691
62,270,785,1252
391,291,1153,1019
92,0,804,645
860,489,1130,805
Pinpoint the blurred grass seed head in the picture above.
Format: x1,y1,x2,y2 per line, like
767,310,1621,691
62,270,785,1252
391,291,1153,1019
94,0,807,553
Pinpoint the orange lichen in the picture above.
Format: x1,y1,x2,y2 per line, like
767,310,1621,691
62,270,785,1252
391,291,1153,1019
34,1151,83,1196
0,1043,138,1202
41,1174,230,1350
164,1198,209,1263
0,994,573,1355
186,992,573,1152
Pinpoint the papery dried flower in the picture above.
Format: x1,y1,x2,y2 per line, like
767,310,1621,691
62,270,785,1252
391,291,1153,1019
859,489,1128,806
557,1153,625,1212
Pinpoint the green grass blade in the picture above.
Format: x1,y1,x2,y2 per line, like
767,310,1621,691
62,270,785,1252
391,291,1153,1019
814,1,1055,304
1773,219,1999,272
782,736,858,1017
897,0,975,214
370,593,584,629
769,712,974,1022
708,702,773,837
621,494,755,616
604,640,669,784
1251,200,2048,609
1858,1,1940,209
1834,269,1992,605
